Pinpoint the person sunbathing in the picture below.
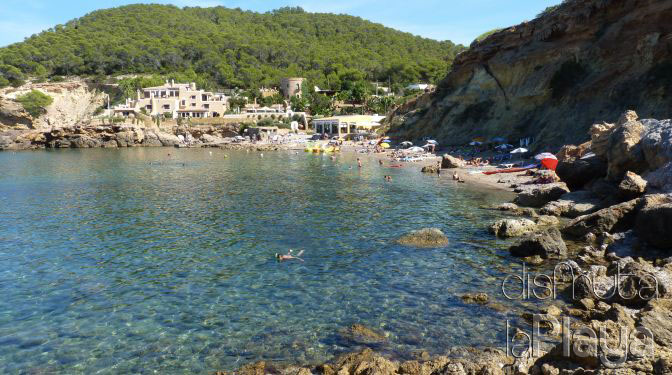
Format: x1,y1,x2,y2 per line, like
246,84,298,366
276,249,305,262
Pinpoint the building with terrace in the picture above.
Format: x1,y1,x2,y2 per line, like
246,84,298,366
113,80,229,119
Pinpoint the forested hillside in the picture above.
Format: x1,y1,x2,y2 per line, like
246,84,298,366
0,4,463,90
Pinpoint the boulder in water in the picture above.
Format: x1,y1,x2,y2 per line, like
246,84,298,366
441,154,465,169
396,228,449,248
489,218,536,238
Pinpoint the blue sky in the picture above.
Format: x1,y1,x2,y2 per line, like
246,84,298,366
0,0,561,47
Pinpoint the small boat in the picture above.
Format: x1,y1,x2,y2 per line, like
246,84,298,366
482,167,534,175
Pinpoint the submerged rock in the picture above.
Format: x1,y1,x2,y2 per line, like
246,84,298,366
460,292,489,304
396,228,449,248
489,218,536,238
509,227,567,259
338,324,387,345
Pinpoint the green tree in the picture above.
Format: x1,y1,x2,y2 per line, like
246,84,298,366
16,90,53,117
0,64,25,87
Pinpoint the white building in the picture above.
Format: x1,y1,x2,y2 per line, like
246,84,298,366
113,80,229,118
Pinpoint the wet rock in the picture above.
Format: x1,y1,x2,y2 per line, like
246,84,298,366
562,198,641,238
489,218,537,238
461,292,488,304
335,349,398,375
509,227,567,259
513,183,570,208
496,203,519,212
556,155,607,191
396,228,449,248
539,190,601,218
441,154,465,168
618,171,648,200
338,324,387,345
635,194,672,249
535,215,560,227
421,165,438,173
238,361,266,375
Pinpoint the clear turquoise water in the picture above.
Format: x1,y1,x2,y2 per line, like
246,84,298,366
0,148,528,374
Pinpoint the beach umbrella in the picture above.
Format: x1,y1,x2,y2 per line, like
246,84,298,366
541,158,559,171
535,152,557,161
400,141,413,147
495,144,513,150
469,141,483,146
380,143,390,149
510,147,528,154
426,140,438,145
407,146,424,153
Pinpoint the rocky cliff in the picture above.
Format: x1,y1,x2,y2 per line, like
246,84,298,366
386,0,672,150
0,80,106,130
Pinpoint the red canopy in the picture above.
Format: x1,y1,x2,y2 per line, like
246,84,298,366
541,158,558,171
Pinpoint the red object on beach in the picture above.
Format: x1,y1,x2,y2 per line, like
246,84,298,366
389,164,403,168
482,167,530,175
541,158,558,171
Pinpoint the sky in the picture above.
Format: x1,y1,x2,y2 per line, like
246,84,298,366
0,0,561,47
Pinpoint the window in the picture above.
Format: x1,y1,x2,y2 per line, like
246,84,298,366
163,104,170,110
146,105,152,110
204,104,210,109
191,103,196,107
191,95,196,100
181,100,186,106
202,94,208,101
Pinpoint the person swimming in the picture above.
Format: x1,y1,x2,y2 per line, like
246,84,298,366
275,249,305,262
357,158,362,168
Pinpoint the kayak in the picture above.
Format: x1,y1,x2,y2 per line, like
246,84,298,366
482,167,532,175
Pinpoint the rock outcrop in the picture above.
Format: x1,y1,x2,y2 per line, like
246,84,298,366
563,198,641,238
489,218,536,238
396,228,449,248
513,183,570,207
509,227,568,259
385,0,672,150
441,154,465,168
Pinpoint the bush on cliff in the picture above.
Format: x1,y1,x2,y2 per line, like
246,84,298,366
16,90,53,118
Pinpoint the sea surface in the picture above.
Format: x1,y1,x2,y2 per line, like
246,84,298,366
0,148,538,374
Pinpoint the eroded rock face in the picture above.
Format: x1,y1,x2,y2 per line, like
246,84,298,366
635,194,672,249
489,218,537,238
509,227,567,259
646,162,672,193
396,228,449,248
514,183,570,208
563,198,641,238
385,0,672,150
606,114,648,181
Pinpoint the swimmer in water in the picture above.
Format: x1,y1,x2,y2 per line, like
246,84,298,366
275,249,305,262
357,158,362,168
